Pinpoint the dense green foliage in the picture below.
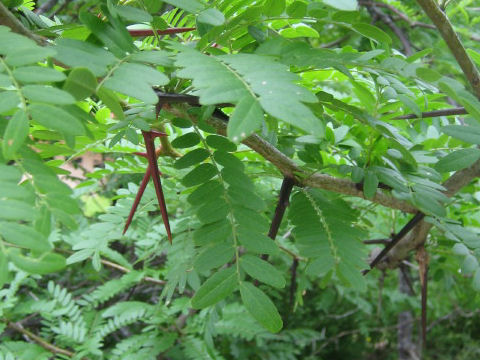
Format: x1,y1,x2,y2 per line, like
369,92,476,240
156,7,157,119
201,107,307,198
1,0,480,359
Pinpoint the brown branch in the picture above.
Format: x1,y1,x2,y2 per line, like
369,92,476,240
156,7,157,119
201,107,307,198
164,102,417,214
34,0,59,15
365,3,413,55
392,107,468,120
416,246,429,349
364,212,425,274
7,321,74,357
0,2,46,44
359,1,436,29
373,1,480,271
416,0,480,98
128,27,195,37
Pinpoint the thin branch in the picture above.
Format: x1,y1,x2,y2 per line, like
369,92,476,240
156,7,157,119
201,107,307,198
364,212,425,274
55,248,166,285
365,3,413,55
0,2,46,44
34,0,59,15
163,99,417,214
416,0,480,98
359,1,436,29
7,321,74,357
363,238,390,245
128,27,195,37
392,107,467,119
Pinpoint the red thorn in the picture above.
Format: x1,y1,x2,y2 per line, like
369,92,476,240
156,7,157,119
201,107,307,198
124,143,164,235
142,131,172,243
123,167,151,235
128,27,196,37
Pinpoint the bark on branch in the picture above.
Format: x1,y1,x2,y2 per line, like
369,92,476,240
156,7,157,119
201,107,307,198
0,2,46,44
416,0,480,98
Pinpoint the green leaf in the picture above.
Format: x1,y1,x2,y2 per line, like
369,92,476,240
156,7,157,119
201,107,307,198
467,49,480,67
0,222,51,253
323,0,357,11
12,66,66,83
8,249,66,275
197,8,225,26
237,230,279,255
187,180,223,205
63,67,97,100
0,200,35,221
114,5,153,23
194,243,235,272
280,24,319,39
306,254,335,276
171,132,201,148
416,67,442,82
5,46,56,66
182,163,217,187
227,95,263,141
79,11,135,58
191,267,237,309
206,135,237,152
0,164,21,181
398,94,421,118
240,281,283,333
263,0,285,16
2,109,28,159
213,151,244,170
130,50,173,66
174,148,210,169
162,0,204,13
441,125,480,145
240,255,285,288
363,170,378,199
287,1,307,17
0,251,7,288
435,148,480,172
0,91,20,114
103,63,168,104
352,23,392,44
174,46,322,138
0,29,38,56
29,103,85,136
23,85,76,105
412,192,446,217
97,86,125,120
54,38,117,77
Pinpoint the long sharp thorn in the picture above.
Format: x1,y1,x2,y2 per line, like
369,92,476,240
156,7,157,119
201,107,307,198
123,167,152,235
142,131,172,243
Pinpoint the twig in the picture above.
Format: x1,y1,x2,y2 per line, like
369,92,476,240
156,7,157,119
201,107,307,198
7,321,74,357
321,35,350,48
55,248,166,285
0,2,46,44
359,1,436,29
416,245,429,349
364,212,425,274
34,0,59,15
416,0,480,98
363,238,390,245
365,3,413,55
128,27,195,37
314,318,418,354
164,99,417,214
392,107,468,119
